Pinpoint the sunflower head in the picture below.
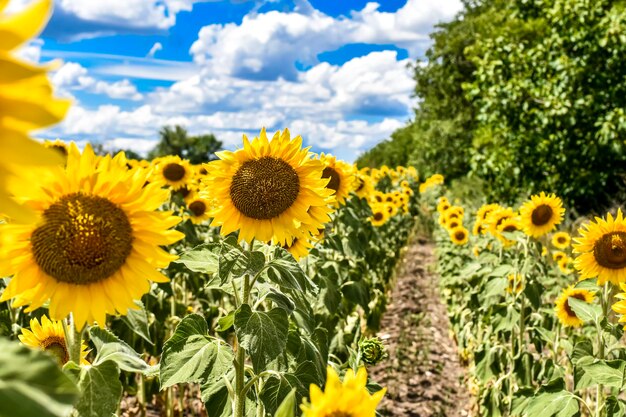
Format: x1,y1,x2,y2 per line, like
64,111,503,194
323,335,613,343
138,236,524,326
573,208,626,285
19,315,89,366
151,155,193,190
369,203,390,227
486,207,517,237
0,143,183,328
300,366,386,417
506,273,524,294
520,192,565,238
551,231,571,249
319,154,356,206
552,250,567,263
203,129,335,244
555,286,595,327
450,226,469,245
185,193,214,224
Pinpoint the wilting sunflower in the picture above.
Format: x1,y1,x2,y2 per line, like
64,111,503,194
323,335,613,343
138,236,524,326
203,129,334,244
300,366,385,417
0,0,71,222
152,155,193,190
573,208,626,285
185,193,213,224
506,273,524,294
552,231,571,249
369,204,390,227
19,315,89,365
319,153,356,206
520,192,565,238
555,286,595,327
0,144,184,328
449,226,469,245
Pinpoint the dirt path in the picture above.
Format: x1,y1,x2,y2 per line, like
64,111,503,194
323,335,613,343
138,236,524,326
370,240,472,417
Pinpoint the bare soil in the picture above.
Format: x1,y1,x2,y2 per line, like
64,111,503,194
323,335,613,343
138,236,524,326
369,240,473,417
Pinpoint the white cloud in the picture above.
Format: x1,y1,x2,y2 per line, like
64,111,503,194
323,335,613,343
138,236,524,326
52,62,143,101
15,40,43,63
190,0,462,80
147,42,163,58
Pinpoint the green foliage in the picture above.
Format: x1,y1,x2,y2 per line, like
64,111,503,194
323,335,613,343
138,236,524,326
0,338,78,417
148,125,223,163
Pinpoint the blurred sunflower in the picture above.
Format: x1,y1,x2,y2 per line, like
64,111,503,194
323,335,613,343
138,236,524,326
354,171,373,199
558,257,573,274
301,366,385,417
0,144,184,328
573,208,626,285
204,128,334,244
487,207,516,236
555,286,595,327
0,0,71,222
519,192,565,238
450,226,469,245
185,193,213,224
437,197,451,214
551,231,571,249
43,139,69,159
152,155,193,190
476,203,501,223
611,283,626,328
369,204,389,227
497,217,522,246
19,315,89,365
506,273,524,294
552,250,567,263
281,230,315,260
319,154,355,206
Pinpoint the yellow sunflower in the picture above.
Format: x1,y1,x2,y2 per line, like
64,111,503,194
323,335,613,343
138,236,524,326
446,219,462,231
43,139,69,159
476,204,501,222
449,226,469,245
301,366,385,417
280,230,316,260
472,245,481,257
486,207,517,236
203,129,334,245
152,155,193,190
19,315,89,365
552,250,567,263
0,144,184,328
506,273,524,294
437,197,451,214
472,220,486,236
369,204,390,227
371,191,385,205
555,286,595,327
185,193,213,224
551,231,571,249
354,171,374,199
573,208,626,285
496,217,522,246
319,153,356,206
0,0,71,222
611,283,626,328
519,192,565,238
558,257,573,274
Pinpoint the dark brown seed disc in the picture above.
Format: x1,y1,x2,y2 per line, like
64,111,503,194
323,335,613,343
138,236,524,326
531,204,554,226
322,167,341,192
189,201,207,216
230,156,300,220
31,193,133,285
564,293,587,318
455,231,466,241
373,212,384,221
163,163,186,182
593,231,626,269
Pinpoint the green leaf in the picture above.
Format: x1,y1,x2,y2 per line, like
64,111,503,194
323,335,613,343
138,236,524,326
160,314,234,389
259,361,318,415
216,311,235,332
73,361,122,417
94,342,149,374
121,301,153,344
219,236,266,282
200,377,231,417
274,389,296,417
265,247,316,293
606,396,626,417
234,304,289,372
0,338,78,417
341,280,371,312
524,390,579,417
568,297,601,325
175,242,220,274
578,359,626,389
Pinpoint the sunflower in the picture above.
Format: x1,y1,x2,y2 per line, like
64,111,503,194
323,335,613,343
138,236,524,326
552,251,567,263
185,193,213,224
369,204,389,227
300,366,385,417
486,207,517,236
354,171,374,199
472,245,481,257
551,231,571,249
319,153,356,206
0,144,184,328
19,315,89,366
449,226,469,245
446,219,462,230
371,191,385,204
472,220,486,236
476,204,501,223
44,139,69,159
437,197,451,214
506,273,524,294
152,155,193,190
203,129,334,245
573,209,626,285
496,217,522,246
280,230,315,260
555,286,595,327
519,192,565,238
558,257,573,274
0,0,71,223
611,283,626,328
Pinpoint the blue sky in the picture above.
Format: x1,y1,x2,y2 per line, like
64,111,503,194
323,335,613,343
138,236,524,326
14,0,462,161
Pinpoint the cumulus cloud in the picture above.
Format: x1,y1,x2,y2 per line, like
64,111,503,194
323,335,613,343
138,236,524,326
190,0,462,80
147,42,163,58
52,62,143,101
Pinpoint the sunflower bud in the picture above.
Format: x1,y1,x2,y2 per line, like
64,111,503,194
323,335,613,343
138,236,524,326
359,337,388,365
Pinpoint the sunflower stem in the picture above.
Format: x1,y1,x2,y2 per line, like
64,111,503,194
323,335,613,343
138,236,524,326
234,274,251,417
65,314,85,365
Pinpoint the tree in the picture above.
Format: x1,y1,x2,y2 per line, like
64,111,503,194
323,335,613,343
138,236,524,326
148,125,223,164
